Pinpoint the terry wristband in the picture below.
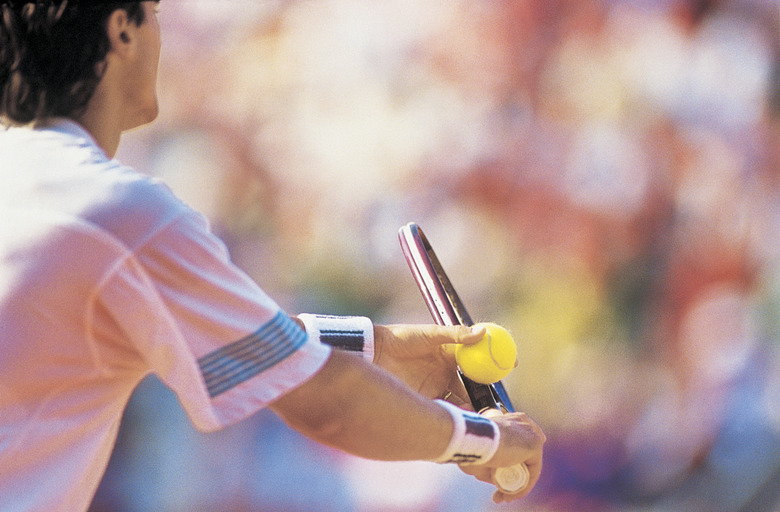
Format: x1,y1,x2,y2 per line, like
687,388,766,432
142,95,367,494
432,399,500,465
297,313,374,362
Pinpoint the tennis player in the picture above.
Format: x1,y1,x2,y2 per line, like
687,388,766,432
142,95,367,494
0,1,545,510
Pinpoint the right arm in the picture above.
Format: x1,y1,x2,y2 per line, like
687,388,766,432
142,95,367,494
269,349,454,461
269,349,545,499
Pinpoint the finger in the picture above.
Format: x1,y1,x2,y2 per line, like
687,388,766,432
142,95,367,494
491,466,538,503
492,470,538,502
495,446,543,502
463,462,538,503
447,395,472,409
440,343,458,357
382,325,483,360
494,489,525,503
460,324,487,344
432,370,472,410
458,464,494,485
444,371,476,410
434,325,485,360
425,324,485,347
493,482,535,503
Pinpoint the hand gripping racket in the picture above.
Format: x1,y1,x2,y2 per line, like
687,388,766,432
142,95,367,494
398,222,529,494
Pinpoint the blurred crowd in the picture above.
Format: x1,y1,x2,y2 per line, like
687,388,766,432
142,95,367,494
90,0,780,511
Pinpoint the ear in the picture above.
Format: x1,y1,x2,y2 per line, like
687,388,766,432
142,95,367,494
104,8,134,57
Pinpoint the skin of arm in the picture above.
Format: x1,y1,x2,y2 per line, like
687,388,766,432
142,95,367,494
372,324,484,407
269,349,453,461
269,350,545,503
281,321,545,502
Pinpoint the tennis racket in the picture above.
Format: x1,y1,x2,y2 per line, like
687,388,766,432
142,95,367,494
398,222,529,494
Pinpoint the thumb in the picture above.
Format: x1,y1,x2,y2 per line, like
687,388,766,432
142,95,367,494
429,324,485,344
461,324,487,345
436,324,486,357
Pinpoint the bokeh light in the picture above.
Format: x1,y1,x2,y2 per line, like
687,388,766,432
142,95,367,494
91,1,780,511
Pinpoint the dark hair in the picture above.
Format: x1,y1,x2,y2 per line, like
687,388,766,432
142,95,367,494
0,1,148,125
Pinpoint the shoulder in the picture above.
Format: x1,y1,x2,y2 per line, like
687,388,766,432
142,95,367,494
1,120,209,251
85,163,203,252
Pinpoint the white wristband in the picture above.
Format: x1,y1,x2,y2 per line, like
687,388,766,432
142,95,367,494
297,313,374,362
432,399,500,465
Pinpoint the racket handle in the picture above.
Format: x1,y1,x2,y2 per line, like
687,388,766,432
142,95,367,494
481,408,530,494
494,463,530,494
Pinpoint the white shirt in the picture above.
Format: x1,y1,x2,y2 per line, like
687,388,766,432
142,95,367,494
0,120,332,511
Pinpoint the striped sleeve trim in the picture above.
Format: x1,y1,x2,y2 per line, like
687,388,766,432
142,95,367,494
297,314,374,362
198,311,307,398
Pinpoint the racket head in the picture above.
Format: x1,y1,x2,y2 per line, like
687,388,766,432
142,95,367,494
398,222,470,326
398,222,515,414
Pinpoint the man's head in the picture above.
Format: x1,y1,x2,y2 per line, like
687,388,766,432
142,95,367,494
0,0,159,127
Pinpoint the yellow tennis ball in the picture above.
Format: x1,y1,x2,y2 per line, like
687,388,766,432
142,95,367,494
456,323,517,384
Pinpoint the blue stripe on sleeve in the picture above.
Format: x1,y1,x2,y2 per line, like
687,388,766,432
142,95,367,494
198,311,307,398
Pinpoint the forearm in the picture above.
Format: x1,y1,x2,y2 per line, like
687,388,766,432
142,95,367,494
269,350,452,461
285,314,545,500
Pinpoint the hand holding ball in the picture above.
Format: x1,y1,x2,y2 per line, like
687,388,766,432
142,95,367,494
455,323,517,384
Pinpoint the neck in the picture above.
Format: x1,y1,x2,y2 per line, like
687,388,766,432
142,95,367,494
74,100,122,158
72,64,129,157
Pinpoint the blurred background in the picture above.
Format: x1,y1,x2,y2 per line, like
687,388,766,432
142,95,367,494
90,0,780,510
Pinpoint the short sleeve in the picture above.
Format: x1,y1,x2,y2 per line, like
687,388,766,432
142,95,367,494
95,210,331,431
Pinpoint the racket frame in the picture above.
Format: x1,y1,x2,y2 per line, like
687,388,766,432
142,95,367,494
398,222,514,414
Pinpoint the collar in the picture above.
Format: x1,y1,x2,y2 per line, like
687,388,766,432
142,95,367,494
36,118,108,158
40,118,97,142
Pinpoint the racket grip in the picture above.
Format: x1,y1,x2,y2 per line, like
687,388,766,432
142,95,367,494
481,408,530,494
494,463,530,494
